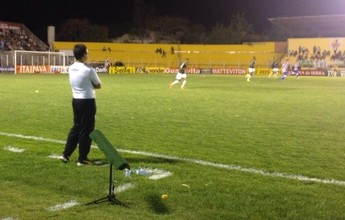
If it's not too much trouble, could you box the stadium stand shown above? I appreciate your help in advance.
[268,15,345,70]
[0,21,48,51]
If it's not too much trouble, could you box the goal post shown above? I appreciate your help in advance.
[14,50,67,74]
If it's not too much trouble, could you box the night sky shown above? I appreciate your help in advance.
[1,0,345,41]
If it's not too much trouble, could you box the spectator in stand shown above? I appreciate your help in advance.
[331,65,338,77]
[171,46,175,54]
[0,38,4,50]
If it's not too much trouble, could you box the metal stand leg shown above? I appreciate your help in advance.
[85,164,127,207]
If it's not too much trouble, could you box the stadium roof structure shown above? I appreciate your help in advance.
[268,14,345,38]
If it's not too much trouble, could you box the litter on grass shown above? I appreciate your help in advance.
[124,168,173,180]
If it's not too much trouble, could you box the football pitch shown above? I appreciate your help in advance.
[1,73,345,219]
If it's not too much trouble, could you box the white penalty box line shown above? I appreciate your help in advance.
[1,131,345,187]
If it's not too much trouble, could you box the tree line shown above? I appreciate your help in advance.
[56,13,291,44]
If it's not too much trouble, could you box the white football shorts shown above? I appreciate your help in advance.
[248,67,255,73]
[176,72,187,80]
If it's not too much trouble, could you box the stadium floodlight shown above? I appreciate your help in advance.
[86,129,130,206]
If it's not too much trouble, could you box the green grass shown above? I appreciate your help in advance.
[1,73,345,219]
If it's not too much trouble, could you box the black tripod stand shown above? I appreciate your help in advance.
[86,163,127,206]
[86,129,130,207]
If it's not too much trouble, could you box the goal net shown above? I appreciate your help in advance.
[14,50,67,74]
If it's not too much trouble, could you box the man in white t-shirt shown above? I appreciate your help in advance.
[60,44,102,166]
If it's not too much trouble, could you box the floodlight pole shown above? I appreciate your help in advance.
[85,163,127,207]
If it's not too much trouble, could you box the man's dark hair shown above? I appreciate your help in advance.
[73,44,87,60]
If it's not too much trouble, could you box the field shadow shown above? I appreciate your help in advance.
[124,156,179,165]
[146,194,170,215]
[90,158,110,166]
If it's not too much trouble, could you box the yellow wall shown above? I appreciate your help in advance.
[53,41,282,68]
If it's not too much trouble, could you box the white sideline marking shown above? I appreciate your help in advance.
[1,131,345,187]
[46,200,80,211]
[149,172,172,180]
[4,145,25,153]
[48,154,61,159]
[121,149,345,186]
[44,183,132,212]
[0,132,65,144]
[149,169,173,180]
